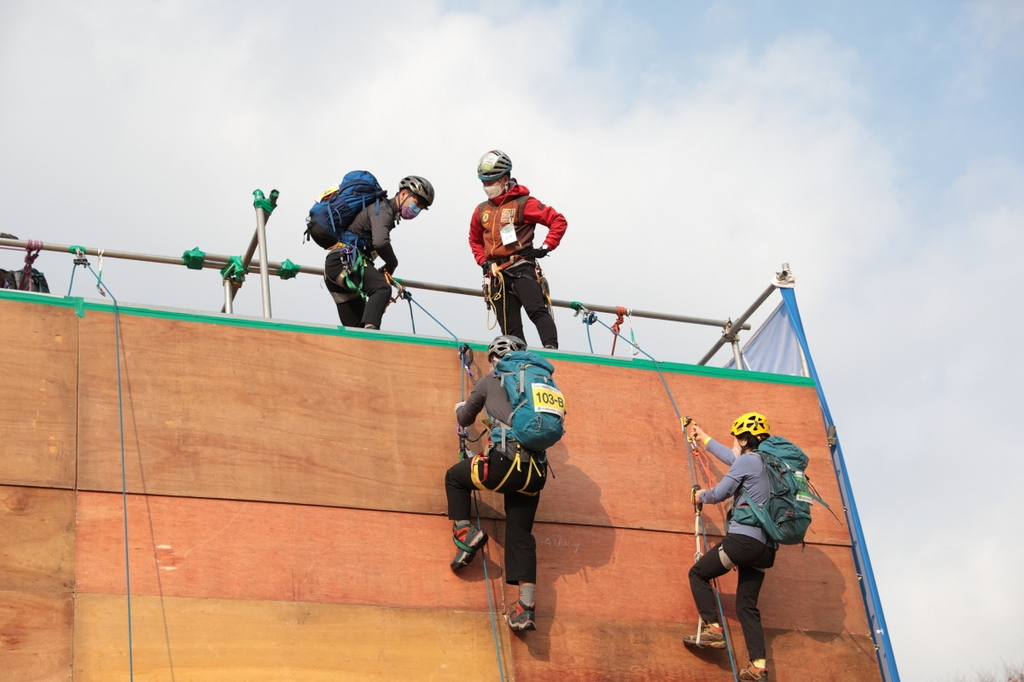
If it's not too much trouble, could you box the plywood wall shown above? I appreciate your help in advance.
[0,294,881,682]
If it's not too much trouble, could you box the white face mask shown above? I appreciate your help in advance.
[732,443,743,457]
[483,182,506,200]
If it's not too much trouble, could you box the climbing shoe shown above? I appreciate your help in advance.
[507,600,536,631]
[739,662,768,680]
[683,622,726,649]
[450,524,488,571]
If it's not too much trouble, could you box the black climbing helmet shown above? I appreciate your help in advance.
[477,150,512,181]
[399,175,434,207]
[488,334,526,360]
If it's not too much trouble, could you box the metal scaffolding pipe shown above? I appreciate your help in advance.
[252,191,276,319]
[390,277,748,330]
[0,236,749,331]
[0,237,314,277]
[697,269,787,366]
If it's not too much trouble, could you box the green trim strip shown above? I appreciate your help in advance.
[0,289,815,387]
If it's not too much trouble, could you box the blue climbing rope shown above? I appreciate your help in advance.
[572,303,741,682]
[576,308,597,353]
[391,287,506,682]
[389,280,458,342]
[72,260,135,682]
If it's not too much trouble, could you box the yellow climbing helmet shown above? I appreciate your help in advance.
[731,412,770,438]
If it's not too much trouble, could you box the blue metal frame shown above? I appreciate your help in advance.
[779,287,900,682]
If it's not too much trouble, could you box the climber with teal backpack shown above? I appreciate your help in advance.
[444,335,566,632]
[307,172,434,329]
[682,412,825,681]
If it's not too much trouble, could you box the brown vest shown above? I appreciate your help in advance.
[477,196,534,260]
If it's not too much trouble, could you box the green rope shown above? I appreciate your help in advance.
[68,244,86,254]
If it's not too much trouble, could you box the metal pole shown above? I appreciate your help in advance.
[223,280,234,314]
[255,205,272,319]
[219,232,258,313]
[0,236,750,331]
[730,339,744,369]
[697,269,789,366]
[391,277,748,330]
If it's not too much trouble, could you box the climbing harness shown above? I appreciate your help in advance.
[483,265,507,331]
[328,239,368,298]
[571,304,742,681]
[469,443,546,497]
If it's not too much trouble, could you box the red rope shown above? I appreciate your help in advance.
[692,443,717,489]
[19,240,42,290]
[609,306,627,355]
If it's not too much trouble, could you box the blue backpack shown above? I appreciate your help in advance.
[491,351,566,452]
[306,171,388,249]
[731,436,829,545]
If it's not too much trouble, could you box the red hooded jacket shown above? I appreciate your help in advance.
[468,182,567,265]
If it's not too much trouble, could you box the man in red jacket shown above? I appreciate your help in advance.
[469,150,567,348]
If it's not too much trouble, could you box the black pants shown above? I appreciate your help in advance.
[445,451,542,585]
[689,533,776,660]
[492,264,558,348]
[324,250,391,328]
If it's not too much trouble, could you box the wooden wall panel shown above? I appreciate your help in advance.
[0,486,75,593]
[74,594,506,682]
[76,313,464,513]
[0,591,74,682]
[75,491,502,613]
[73,310,847,544]
[527,520,867,635]
[539,361,849,543]
[0,299,77,488]
[508,616,882,682]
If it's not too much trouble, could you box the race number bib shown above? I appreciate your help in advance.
[531,383,566,416]
[499,223,517,245]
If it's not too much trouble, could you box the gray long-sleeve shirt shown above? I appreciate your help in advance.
[348,197,399,274]
[457,375,514,453]
[699,438,773,545]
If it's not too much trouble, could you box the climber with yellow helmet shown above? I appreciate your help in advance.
[682,412,778,681]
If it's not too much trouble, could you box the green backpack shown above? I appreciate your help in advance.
[731,436,828,545]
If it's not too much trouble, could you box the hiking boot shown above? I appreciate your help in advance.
[450,524,488,571]
[739,662,768,680]
[683,622,726,649]
[507,600,536,631]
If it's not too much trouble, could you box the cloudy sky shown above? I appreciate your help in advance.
[2,1,1022,679]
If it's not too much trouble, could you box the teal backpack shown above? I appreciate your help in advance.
[731,436,828,545]
[491,350,566,451]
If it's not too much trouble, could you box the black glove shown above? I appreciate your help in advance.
[481,262,492,275]
[521,247,548,259]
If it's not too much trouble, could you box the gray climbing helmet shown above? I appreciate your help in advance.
[487,334,526,359]
[399,175,434,207]
[477,150,512,181]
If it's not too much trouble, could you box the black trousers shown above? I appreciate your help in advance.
[492,264,558,348]
[688,533,776,660]
[445,452,541,585]
[324,251,391,328]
